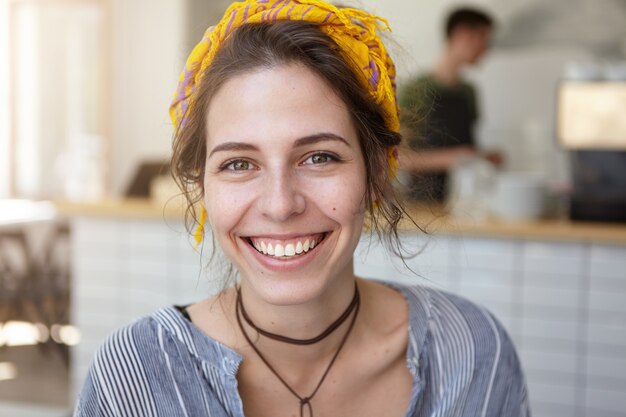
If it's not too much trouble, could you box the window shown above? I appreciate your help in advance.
[4,0,109,200]
[1,1,10,197]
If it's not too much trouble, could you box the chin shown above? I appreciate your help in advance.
[241,276,330,307]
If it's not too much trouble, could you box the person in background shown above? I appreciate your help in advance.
[399,7,502,201]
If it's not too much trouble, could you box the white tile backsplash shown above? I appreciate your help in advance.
[520,349,578,374]
[521,317,580,342]
[589,290,626,314]
[522,286,581,310]
[585,387,626,415]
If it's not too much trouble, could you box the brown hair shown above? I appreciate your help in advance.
[445,7,494,39]
[171,21,414,258]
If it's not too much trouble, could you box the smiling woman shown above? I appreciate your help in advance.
[74,1,530,417]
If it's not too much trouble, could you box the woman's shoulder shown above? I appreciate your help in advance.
[87,308,176,374]
[95,307,172,345]
[89,305,220,364]
[86,305,241,373]
[392,283,520,362]
[75,306,243,415]
[393,283,529,415]
[74,312,166,414]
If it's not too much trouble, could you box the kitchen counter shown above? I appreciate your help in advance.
[55,198,626,245]
[55,198,184,219]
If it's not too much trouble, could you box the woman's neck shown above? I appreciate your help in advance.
[235,276,360,363]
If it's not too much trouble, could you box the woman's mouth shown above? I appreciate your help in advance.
[245,233,328,259]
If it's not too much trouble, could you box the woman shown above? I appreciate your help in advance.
[75,1,529,416]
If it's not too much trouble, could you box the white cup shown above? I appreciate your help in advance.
[489,172,546,220]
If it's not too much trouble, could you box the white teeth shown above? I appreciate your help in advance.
[251,235,324,258]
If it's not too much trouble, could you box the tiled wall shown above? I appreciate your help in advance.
[70,218,216,397]
[70,217,626,417]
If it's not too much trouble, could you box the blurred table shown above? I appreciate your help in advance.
[0,200,58,324]
[0,200,57,228]
[0,200,70,359]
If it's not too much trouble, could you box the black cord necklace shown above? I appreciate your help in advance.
[238,284,359,345]
[235,285,360,417]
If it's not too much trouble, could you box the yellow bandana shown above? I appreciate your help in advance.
[170,0,400,246]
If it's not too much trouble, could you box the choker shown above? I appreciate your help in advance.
[237,284,359,345]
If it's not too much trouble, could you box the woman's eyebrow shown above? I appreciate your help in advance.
[208,142,259,158]
[208,133,351,158]
[294,133,351,148]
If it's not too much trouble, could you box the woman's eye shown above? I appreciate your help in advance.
[223,160,252,171]
[303,153,337,165]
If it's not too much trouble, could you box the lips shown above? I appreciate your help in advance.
[246,233,327,259]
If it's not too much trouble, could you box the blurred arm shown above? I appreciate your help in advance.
[398,144,477,173]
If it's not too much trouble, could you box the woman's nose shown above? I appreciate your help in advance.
[257,171,306,222]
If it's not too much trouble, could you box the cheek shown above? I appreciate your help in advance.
[203,183,254,233]
[313,171,367,218]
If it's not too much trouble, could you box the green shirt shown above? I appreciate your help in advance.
[399,74,478,149]
[398,75,479,200]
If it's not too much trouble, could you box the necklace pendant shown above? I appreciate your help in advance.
[300,398,313,417]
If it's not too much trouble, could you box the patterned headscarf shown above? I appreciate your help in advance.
[169,0,400,245]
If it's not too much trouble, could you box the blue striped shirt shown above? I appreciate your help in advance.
[74,283,531,416]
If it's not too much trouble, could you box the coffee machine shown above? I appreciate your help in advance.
[557,81,626,222]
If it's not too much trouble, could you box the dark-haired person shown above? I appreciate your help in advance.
[74,2,529,416]
[399,7,502,202]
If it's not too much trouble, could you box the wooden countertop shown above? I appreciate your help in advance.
[55,198,626,245]
[56,198,185,220]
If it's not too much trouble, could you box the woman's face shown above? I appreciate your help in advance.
[203,63,367,306]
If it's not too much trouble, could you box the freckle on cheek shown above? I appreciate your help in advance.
[332,207,336,211]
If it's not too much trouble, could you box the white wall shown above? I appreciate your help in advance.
[0,1,9,198]
[471,47,590,177]
[109,0,186,195]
